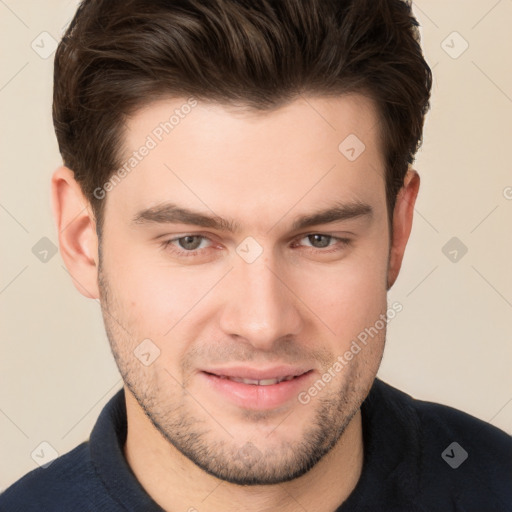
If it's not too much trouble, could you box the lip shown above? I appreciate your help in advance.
[199,366,315,411]
[201,365,312,381]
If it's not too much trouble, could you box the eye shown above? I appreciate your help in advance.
[174,235,207,251]
[162,235,212,257]
[160,233,352,259]
[295,234,351,253]
[301,234,335,249]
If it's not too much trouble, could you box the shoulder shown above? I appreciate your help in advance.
[0,441,117,512]
[374,378,512,511]
[399,383,512,465]
[373,378,511,452]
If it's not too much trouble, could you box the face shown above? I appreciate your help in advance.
[97,94,390,485]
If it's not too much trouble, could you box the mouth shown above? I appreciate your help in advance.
[199,367,315,410]
[203,372,306,386]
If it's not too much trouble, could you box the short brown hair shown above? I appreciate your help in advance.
[53,0,432,233]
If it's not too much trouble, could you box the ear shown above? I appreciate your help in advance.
[387,169,420,289]
[51,166,100,299]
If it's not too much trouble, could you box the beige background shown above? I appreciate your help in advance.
[1,0,511,490]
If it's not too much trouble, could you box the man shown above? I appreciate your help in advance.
[1,0,510,510]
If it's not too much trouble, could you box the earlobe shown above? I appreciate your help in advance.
[51,166,100,299]
[387,169,420,289]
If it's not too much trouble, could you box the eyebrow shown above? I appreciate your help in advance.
[131,200,373,233]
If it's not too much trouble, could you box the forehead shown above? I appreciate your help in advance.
[105,94,386,233]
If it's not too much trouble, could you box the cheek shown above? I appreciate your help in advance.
[117,271,193,337]
[100,238,182,335]
[293,239,389,338]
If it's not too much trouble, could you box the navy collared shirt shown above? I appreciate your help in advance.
[1,378,511,511]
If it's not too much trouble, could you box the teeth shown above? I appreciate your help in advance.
[258,378,280,386]
[232,377,261,385]
[226,375,296,386]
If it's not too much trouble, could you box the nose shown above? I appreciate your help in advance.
[218,253,303,351]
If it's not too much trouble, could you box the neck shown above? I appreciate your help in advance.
[123,388,364,512]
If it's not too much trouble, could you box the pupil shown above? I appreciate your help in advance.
[181,236,201,250]
[309,234,330,248]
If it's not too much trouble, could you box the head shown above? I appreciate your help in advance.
[52,0,431,486]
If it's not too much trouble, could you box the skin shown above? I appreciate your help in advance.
[52,94,419,511]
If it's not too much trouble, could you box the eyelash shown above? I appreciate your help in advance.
[160,234,352,258]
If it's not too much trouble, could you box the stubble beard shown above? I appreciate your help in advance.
[97,256,381,485]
